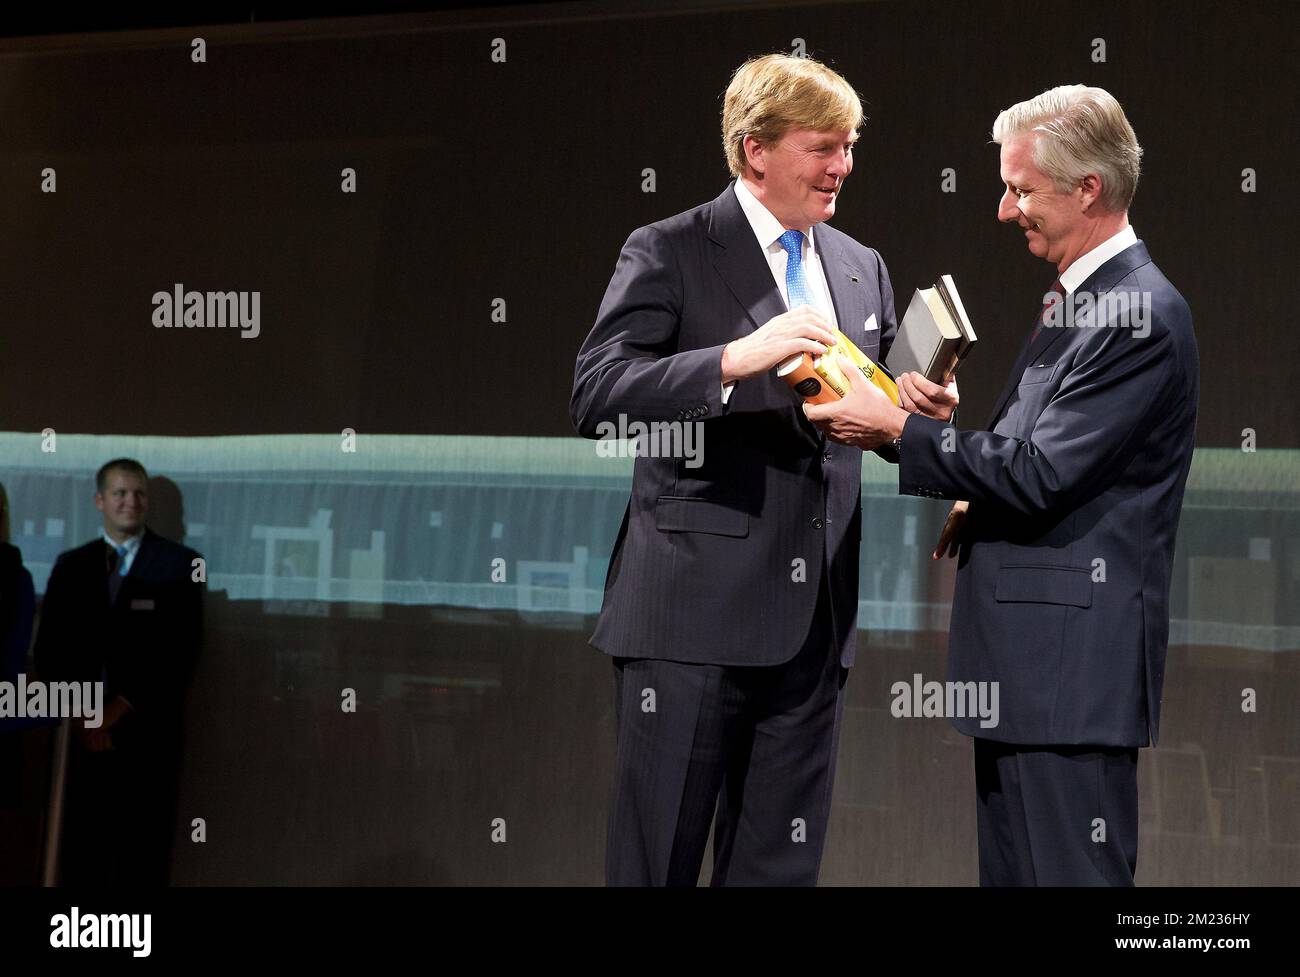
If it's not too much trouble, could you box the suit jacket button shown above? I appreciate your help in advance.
[812,517,824,530]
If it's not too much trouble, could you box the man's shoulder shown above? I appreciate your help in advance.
[815,219,885,268]
[1068,244,1196,381]
[1107,245,1193,334]
[58,538,107,563]
[637,186,731,239]
[624,187,886,280]
[42,539,102,585]
[142,530,202,566]
[1131,253,1186,305]
[642,192,877,245]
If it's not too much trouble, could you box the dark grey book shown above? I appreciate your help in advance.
[886,274,977,383]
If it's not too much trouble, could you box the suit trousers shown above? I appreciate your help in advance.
[605,571,848,886]
[973,737,1139,886]
[60,720,185,886]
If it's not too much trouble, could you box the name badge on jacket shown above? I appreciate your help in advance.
[130,598,156,611]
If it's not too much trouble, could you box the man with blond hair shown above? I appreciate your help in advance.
[808,85,1199,885]
[571,53,952,885]
[34,458,204,884]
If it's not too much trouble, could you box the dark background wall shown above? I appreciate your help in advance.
[0,0,1295,444]
[0,0,1297,886]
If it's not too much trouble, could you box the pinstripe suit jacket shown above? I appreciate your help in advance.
[571,181,897,668]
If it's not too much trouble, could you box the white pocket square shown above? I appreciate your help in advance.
[864,314,879,331]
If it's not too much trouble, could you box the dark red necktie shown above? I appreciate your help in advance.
[1029,278,1064,345]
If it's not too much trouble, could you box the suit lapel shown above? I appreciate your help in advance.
[129,529,160,580]
[818,231,867,339]
[709,182,823,444]
[983,304,1082,431]
[708,182,788,338]
[709,181,868,338]
[1074,240,1152,301]
[985,242,1154,429]
[111,529,160,605]
[707,182,873,447]
[809,233,865,449]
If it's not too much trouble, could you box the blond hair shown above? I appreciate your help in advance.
[722,54,863,178]
[992,85,1142,212]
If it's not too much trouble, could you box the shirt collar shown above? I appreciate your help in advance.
[1059,225,1138,294]
[733,177,818,255]
[102,529,144,555]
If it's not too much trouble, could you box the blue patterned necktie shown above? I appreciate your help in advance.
[779,229,813,310]
[115,544,128,576]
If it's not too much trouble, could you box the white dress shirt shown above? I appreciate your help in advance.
[1059,224,1137,295]
[101,528,144,576]
[722,178,841,403]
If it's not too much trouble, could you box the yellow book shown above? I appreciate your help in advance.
[778,328,900,406]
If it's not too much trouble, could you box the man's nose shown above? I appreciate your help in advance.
[997,190,1020,223]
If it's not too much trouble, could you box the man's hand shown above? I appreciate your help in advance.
[933,500,969,559]
[721,305,836,382]
[899,371,959,421]
[78,721,114,753]
[75,696,134,753]
[104,695,133,729]
[803,358,910,449]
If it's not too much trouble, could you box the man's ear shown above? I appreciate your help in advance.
[743,135,765,176]
[1079,172,1103,212]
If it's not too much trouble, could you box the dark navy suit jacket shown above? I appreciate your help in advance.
[571,181,898,668]
[899,241,1198,746]
[1,541,35,690]
[34,528,204,736]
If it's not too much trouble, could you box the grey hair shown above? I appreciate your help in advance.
[992,85,1142,212]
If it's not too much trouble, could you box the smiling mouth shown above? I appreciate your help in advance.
[814,185,836,194]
